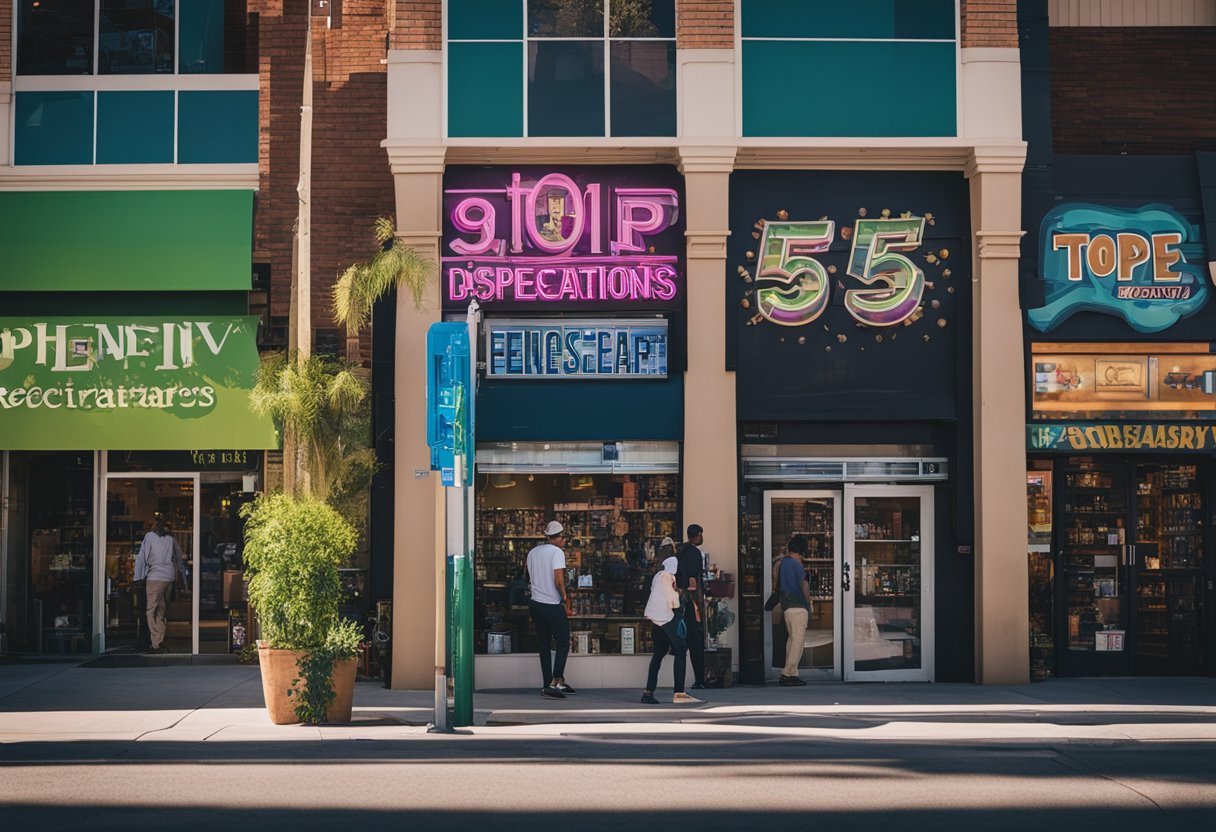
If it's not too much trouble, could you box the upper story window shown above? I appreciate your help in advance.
[741,0,958,138]
[17,0,252,76]
[448,0,676,138]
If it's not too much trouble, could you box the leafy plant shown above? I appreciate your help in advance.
[288,619,364,724]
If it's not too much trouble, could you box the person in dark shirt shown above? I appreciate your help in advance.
[675,523,707,690]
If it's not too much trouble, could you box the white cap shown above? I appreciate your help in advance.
[544,520,565,537]
[660,536,676,550]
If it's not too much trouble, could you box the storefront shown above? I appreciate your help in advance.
[440,165,691,688]
[727,170,977,685]
[1022,156,1216,678]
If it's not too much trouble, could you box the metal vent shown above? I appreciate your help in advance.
[743,457,948,483]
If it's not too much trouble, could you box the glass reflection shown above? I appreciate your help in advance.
[100,0,175,74]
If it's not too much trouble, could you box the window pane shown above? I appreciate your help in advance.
[528,41,604,136]
[610,0,675,38]
[178,90,259,162]
[610,41,674,137]
[14,91,94,165]
[450,0,523,39]
[180,0,253,74]
[528,0,604,37]
[100,0,175,75]
[742,0,956,40]
[17,0,94,75]
[97,91,175,163]
[449,42,525,137]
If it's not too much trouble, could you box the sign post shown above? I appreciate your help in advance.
[425,303,479,730]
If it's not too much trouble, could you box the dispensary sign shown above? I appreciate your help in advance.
[1028,422,1216,452]
[486,319,668,379]
[1027,203,1210,333]
[0,316,277,450]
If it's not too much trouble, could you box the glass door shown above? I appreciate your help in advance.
[762,491,841,681]
[199,480,254,654]
[102,475,198,653]
[843,485,934,682]
[1056,466,1132,676]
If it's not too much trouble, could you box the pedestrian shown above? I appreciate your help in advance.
[774,534,812,685]
[134,519,186,654]
[675,524,708,689]
[527,520,576,699]
[641,548,701,705]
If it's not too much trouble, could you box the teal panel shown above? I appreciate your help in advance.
[178,90,258,163]
[0,190,253,292]
[742,0,956,40]
[743,40,957,137]
[179,0,227,73]
[97,91,174,164]
[448,42,523,137]
[14,91,93,165]
[449,0,522,39]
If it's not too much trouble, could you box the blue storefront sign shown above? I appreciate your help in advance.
[486,319,668,379]
[1027,203,1209,334]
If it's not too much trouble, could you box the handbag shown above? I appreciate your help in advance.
[764,590,780,611]
[675,614,688,640]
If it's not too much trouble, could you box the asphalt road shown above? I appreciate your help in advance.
[3,730,1215,832]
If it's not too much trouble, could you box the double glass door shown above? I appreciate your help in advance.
[1057,462,1206,675]
[763,485,935,682]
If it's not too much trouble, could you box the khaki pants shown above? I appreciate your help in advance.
[782,606,809,677]
[146,580,173,649]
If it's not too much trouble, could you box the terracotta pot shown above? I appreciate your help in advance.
[257,644,359,725]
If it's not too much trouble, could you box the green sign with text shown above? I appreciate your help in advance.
[1028,422,1216,453]
[0,316,277,450]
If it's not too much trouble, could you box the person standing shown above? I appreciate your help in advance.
[134,520,186,654]
[641,553,702,705]
[675,524,707,690]
[775,534,813,685]
[527,521,576,699]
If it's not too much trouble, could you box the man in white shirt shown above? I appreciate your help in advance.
[134,520,187,654]
[527,520,575,699]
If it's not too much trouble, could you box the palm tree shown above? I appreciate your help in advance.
[332,217,434,363]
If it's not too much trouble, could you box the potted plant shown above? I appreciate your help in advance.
[242,492,363,724]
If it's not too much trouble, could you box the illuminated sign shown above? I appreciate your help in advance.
[486,319,668,379]
[1028,422,1216,452]
[443,168,684,309]
[755,217,928,327]
[1027,203,1210,333]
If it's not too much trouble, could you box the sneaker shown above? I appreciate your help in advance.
[673,692,704,705]
[779,675,807,686]
[640,692,659,705]
[554,682,577,695]
[691,682,707,690]
[541,686,566,700]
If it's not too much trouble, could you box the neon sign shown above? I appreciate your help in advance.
[486,320,668,379]
[443,168,683,308]
[755,217,928,327]
[1027,203,1210,333]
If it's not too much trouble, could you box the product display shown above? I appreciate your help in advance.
[765,497,837,674]
[851,496,923,671]
[474,474,679,655]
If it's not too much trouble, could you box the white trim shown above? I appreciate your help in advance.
[1049,0,1216,26]
[0,452,9,633]
[95,451,106,654]
[603,1,611,137]
[0,163,259,190]
[742,37,956,43]
[13,75,260,92]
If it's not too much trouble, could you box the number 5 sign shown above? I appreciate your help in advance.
[756,217,928,328]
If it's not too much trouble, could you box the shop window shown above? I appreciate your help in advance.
[180,0,251,74]
[177,90,259,163]
[99,0,176,74]
[740,0,957,137]
[96,91,175,163]
[475,473,680,656]
[13,91,95,165]
[15,0,95,75]
[447,0,676,138]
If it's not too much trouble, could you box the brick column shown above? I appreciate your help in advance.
[0,0,11,166]
[961,0,1019,48]
[391,0,441,49]
[676,0,735,49]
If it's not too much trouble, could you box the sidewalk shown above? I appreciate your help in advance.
[3,659,1216,745]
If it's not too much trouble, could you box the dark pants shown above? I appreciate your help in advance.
[684,600,705,685]
[646,618,687,694]
[529,601,570,687]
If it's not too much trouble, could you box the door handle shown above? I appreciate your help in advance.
[841,562,851,592]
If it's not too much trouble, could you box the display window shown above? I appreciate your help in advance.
[475,472,680,656]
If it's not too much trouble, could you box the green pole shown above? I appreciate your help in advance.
[451,546,474,726]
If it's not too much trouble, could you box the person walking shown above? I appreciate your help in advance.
[641,550,701,705]
[675,524,707,689]
[527,520,576,699]
[134,520,186,654]
[775,534,813,685]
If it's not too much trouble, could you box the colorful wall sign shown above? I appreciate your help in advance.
[1027,203,1210,333]
[442,167,685,310]
[0,316,277,450]
[486,320,668,379]
[1028,422,1216,452]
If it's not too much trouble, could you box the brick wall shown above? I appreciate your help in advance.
[676,0,733,48]
[1,0,11,77]
[1051,27,1216,154]
[961,0,1018,48]
[251,0,395,351]
[391,0,440,49]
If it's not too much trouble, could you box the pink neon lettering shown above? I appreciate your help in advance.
[652,266,678,300]
[613,189,678,255]
[536,268,559,300]
[448,268,471,301]
[515,268,536,301]
[525,173,584,255]
[449,198,503,256]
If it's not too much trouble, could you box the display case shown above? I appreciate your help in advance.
[848,495,924,673]
[1027,468,1055,679]
[1060,468,1128,654]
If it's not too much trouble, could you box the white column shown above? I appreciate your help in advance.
[0,82,10,165]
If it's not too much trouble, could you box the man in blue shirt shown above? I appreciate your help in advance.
[776,535,812,685]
